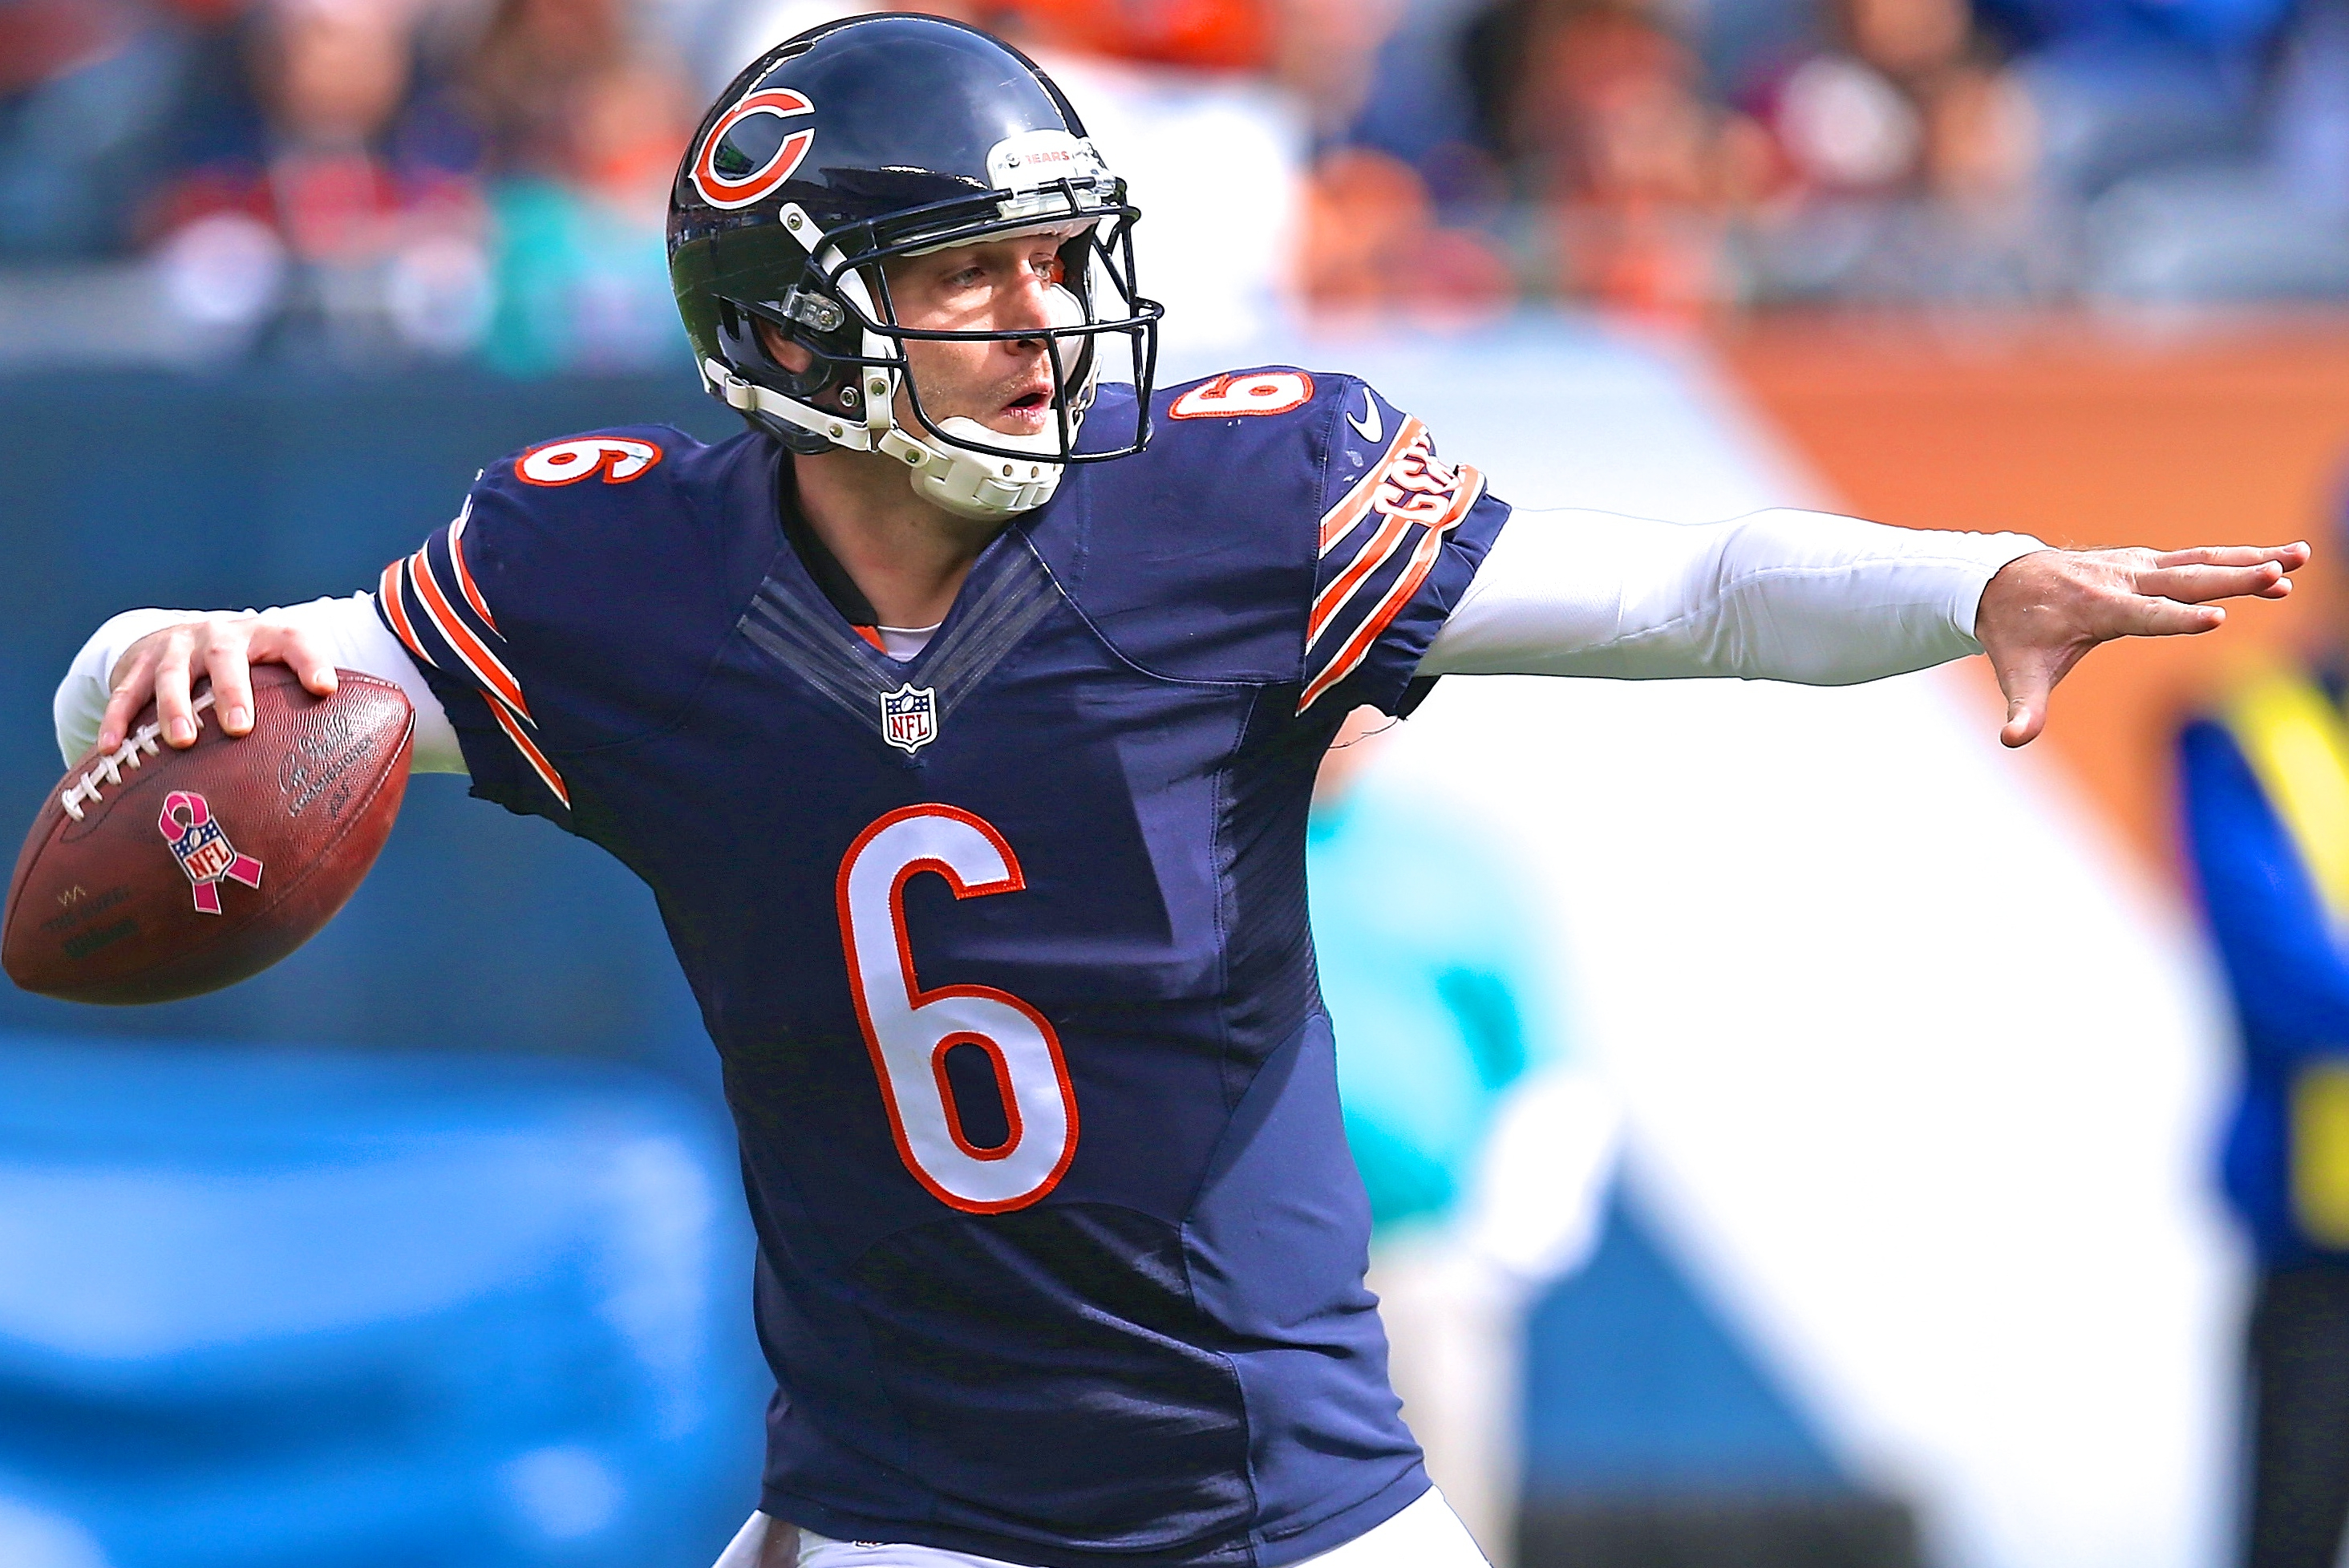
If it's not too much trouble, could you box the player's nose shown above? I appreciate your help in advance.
[1002,272,1055,347]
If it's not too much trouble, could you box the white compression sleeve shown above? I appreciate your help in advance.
[1419,507,2045,683]
[53,595,466,775]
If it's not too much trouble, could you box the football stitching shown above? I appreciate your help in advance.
[59,691,213,822]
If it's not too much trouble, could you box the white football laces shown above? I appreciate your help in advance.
[59,691,215,822]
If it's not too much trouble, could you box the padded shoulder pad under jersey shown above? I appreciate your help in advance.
[1035,369,1506,711]
[376,423,779,820]
[1033,370,1355,685]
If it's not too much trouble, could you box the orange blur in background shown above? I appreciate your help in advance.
[1719,314,2349,875]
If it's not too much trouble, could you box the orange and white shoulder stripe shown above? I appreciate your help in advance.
[480,700,569,810]
[375,512,570,808]
[447,505,500,634]
[1299,423,1485,714]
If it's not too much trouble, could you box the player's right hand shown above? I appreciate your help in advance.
[101,617,339,752]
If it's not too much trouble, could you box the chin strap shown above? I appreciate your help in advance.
[703,359,1063,521]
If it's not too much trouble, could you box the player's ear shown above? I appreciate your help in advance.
[755,318,816,375]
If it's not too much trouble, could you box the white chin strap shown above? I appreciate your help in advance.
[704,205,1096,522]
[897,417,1067,521]
[706,359,1067,521]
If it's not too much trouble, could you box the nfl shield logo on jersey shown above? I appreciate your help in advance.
[880,683,938,755]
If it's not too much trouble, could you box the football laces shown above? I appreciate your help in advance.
[59,691,216,823]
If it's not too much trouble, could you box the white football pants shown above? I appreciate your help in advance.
[711,1486,1489,1568]
[1363,1238,1526,1568]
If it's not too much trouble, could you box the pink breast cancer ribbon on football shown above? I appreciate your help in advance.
[157,791,264,914]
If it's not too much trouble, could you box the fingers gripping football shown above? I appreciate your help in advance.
[1976,541,2306,748]
[101,618,341,752]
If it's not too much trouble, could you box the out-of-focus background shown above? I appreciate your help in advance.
[3,2,2349,1566]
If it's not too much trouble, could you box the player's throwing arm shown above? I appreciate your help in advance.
[63,532,2309,770]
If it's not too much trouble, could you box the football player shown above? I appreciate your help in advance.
[55,16,2305,1568]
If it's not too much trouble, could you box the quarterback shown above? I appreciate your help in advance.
[57,16,2302,1568]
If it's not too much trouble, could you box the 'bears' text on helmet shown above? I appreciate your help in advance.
[667,15,1164,521]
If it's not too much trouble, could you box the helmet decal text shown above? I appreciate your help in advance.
[986,130,1107,194]
[691,87,816,210]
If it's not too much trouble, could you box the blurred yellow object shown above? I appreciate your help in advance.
[2293,1066,2349,1248]
[2223,667,2349,1246]
[2226,668,2349,925]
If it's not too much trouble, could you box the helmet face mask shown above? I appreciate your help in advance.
[820,200,1155,464]
[668,15,1164,519]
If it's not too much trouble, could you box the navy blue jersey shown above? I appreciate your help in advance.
[375,369,1510,1567]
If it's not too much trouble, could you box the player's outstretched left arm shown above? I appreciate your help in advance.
[1977,542,2309,748]
[1418,510,2307,746]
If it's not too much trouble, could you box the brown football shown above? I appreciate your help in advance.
[2,665,414,1005]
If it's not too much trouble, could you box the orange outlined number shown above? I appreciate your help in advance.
[1168,371,1314,419]
[516,437,664,486]
[836,804,1079,1213]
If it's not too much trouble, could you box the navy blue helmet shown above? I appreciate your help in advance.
[667,15,1163,519]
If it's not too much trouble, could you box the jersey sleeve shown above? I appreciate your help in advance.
[377,492,577,822]
[373,424,753,829]
[1298,379,1511,717]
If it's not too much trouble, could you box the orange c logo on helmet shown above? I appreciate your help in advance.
[691,87,816,210]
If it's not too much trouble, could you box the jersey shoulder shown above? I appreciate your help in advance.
[465,422,762,559]
[379,422,780,779]
[1043,368,1419,685]
[439,420,775,632]
[1138,365,1407,519]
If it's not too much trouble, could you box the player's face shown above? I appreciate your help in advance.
[881,229,1081,440]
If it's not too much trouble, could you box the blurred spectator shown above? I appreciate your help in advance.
[11,0,2346,371]
[465,0,691,373]
[1735,0,2048,300]
[142,0,491,359]
[1010,0,1273,71]
[1287,0,1527,323]
[1006,0,1395,139]
[1466,0,1764,318]
[2178,529,2349,1568]
[1342,0,1501,211]
[1985,0,2286,202]
[2271,0,2349,220]
[0,0,228,260]
[1020,0,1505,327]
[467,0,637,174]
[1299,147,1516,323]
[1310,708,1618,1568]
[2071,0,2349,302]
[1756,0,2036,203]
[122,0,699,371]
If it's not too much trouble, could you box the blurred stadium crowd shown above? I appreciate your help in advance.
[4,0,2347,372]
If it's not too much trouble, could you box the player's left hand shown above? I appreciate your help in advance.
[1977,541,2310,748]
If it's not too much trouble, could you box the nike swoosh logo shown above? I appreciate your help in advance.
[1345,387,1382,444]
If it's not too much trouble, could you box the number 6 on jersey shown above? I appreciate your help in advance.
[837,804,1079,1213]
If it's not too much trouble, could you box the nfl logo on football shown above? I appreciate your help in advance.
[881,683,938,756]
